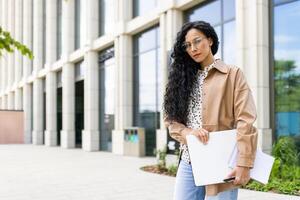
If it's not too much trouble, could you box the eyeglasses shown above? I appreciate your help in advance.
[182,37,206,52]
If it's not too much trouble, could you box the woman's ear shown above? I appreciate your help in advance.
[208,38,213,47]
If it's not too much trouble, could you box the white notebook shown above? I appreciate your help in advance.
[186,129,275,186]
[186,129,237,186]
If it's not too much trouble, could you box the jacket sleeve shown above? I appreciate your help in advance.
[164,117,189,145]
[234,69,258,168]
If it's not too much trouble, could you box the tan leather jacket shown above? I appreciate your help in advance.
[164,60,258,196]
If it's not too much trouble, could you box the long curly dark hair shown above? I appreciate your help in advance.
[163,21,219,124]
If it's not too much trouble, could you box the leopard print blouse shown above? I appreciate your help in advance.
[180,60,218,164]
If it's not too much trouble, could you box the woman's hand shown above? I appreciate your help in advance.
[189,128,209,144]
[226,166,250,185]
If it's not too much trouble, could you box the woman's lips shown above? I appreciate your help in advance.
[193,53,201,58]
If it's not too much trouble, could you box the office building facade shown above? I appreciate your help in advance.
[0,0,299,155]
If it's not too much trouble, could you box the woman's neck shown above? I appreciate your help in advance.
[200,55,215,70]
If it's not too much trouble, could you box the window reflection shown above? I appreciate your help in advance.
[185,0,221,26]
[223,0,235,21]
[273,0,300,137]
[133,26,160,155]
[133,0,157,18]
[99,0,115,36]
[223,21,236,65]
[99,48,115,152]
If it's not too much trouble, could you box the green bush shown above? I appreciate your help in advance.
[272,136,299,166]
[245,136,300,196]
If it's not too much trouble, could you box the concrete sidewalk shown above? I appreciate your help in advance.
[0,145,299,200]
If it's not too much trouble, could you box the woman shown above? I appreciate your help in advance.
[163,21,258,200]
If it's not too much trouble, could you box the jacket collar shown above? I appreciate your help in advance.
[213,59,229,74]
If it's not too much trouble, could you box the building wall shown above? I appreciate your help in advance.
[0,0,274,154]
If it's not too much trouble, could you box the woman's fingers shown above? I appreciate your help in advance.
[197,129,209,144]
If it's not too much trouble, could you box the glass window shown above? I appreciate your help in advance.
[75,60,84,81]
[99,0,115,36]
[57,0,62,59]
[223,0,235,22]
[223,21,236,65]
[185,0,236,64]
[99,47,115,151]
[75,0,81,49]
[133,0,157,18]
[133,26,160,156]
[185,0,221,26]
[273,0,300,137]
[57,70,62,88]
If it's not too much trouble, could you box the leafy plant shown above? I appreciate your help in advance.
[0,26,33,59]
[153,146,167,169]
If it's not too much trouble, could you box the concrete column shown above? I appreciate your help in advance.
[1,0,8,91]
[2,95,8,109]
[45,0,58,146]
[32,0,45,145]
[60,0,75,148]
[23,0,33,77]
[112,35,133,155]
[111,0,133,155]
[15,88,23,110]
[45,0,57,64]
[62,0,75,57]
[7,92,15,110]
[14,0,23,111]
[33,0,44,73]
[14,0,23,84]
[82,0,100,151]
[82,51,99,151]
[156,9,183,152]
[32,79,44,144]
[45,72,57,146]
[61,63,75,148]
[22,0,33,143]
[23,84,32,143]
[236,0,272,153]
[7,0,15,88]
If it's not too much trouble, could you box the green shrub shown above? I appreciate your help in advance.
[272,136,298,166]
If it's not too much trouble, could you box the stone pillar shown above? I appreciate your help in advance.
[156,9,183,153]
[60,0,75,148]
[32,79,44,144]
[82,51,99,151]
[45,72,57,146]
[14,0,23,84]
[7,0,15,87]
[7,93,15,110]
[15,88,23,110]
[2,95,8,110]
[44,0,58,146]
[14,0,23,110]
[1,0,8,95]
[236,0,272,153]
[81,0,99,151]
[23,84,32,143]
[61,63,75,148]
[32,0,45,145]
[112,35,134,155]
[111,0,133,155]
[23,0,33,77]
[23,0,33,143]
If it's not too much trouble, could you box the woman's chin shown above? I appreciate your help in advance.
[193,57,204,63]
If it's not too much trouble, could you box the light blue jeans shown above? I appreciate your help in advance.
[173,160,238,200]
